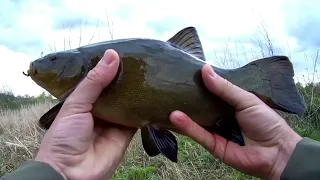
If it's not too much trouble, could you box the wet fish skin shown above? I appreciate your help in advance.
[26,27,306,163]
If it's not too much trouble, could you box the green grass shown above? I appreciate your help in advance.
[0,18,319,179]
[0,55,319,179]
[111,166,158,180]
[0,88,55,112]
[111,131,259,180]
[0,99,258,179]
[0,83,319,179]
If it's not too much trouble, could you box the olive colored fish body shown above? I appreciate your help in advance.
[77,39,231,129]
[27,27,306,162]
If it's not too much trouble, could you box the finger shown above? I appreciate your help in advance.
[169,110,228,159]
[201,64,263,111]
[65,49,120,110]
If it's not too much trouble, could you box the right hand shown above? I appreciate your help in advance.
[169,64,302,179]
[35,49,136,180]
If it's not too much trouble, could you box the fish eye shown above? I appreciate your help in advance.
[50,56,57,61]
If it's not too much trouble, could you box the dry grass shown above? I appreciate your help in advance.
[1,16,318,180]
[0,101,52,175]
[0,101,257,179]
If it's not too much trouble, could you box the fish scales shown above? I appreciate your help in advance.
[25,27,306,162]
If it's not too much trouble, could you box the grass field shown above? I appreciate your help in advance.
[0,81,319,179]
[1,20,319,179]
[0,100,257,179]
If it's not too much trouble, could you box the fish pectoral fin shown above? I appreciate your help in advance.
[167,26,206,61]
[38,63,86,130]
[141,126,161,157]
[38,99,65,130]
[205,117,245,146]
[141,124,178,162]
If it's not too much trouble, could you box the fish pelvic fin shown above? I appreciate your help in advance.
[205,116,245,146]
[233,56,307,114]
[141,124,178,162]
[38,99,65,130]
[167,26,206,61]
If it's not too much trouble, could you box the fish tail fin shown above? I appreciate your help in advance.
[206,56,306,146]
[230,56,306,114]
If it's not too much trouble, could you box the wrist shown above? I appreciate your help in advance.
[270,131,302,179]
[35,153,67,180]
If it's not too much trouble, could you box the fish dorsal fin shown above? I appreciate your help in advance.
[167,26,206,61]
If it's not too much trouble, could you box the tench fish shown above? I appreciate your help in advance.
[24,26,306,163]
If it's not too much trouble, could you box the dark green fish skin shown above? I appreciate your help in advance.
[26,27,306,162]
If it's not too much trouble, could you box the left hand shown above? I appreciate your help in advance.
[35,49,137,180]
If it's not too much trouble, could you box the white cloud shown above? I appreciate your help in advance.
[0,0,318,96]
[0,45,44,96]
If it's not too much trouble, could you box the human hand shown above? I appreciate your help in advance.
[169,64,302,179]
[35,49,137,180]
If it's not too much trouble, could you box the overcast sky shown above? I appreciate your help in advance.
[0,0,319,96]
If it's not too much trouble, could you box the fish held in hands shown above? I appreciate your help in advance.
[25,26,306,163]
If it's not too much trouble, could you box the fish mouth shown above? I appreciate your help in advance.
[23,62,37,77]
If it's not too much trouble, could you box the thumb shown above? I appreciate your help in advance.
[201,64,263,111]
[64,49,120,112]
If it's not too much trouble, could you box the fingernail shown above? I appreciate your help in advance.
[104,50,115,65]
[207,65,216,78]
[171,111,184,126]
